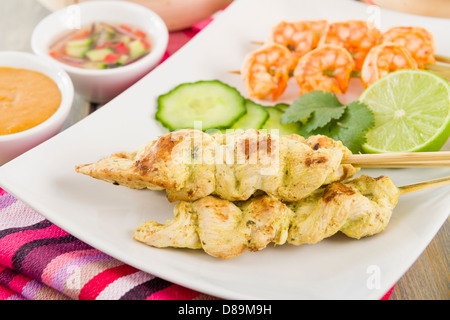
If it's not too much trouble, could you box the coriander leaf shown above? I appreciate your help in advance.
[326,101,374,153]
[300,101,374,153]
[281,91,346,132]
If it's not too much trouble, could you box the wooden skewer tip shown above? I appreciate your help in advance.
[398,176,450,195]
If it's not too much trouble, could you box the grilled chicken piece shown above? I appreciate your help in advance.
[287,175,399,244]
[133,175,399,259]
[76,129,358,202]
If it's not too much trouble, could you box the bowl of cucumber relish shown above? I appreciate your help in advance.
[31,1,168,103]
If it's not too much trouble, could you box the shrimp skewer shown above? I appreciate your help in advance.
[266,20,329,68]
[293,44,355,95]
[237,21,449,96]
[241,43,293,101]
[360,43,418,88]
[319,20,382,70]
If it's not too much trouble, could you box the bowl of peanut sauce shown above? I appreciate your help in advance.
[0,51,74,165]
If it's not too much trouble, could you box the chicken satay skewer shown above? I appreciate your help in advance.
[133,175,450,259]
[75,129,359,202]
[75,128,449,208]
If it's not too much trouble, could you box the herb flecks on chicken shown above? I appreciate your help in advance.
[75,129,358,202]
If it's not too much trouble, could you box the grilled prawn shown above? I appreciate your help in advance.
[360,43,418,88]
[241,43,294,101]
[293,44,355,94]
[318,20,382,70]
[381,26,435,69]
[266,20,329,67]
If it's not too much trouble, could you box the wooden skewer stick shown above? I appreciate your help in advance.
[352,161,450,168]
[346,151,450,162]
[435,54,450,64]
[343,151,450,167]
[230,66,445,82]
[251,41,265,45]
[398,176,450,195]
[229,69,363,79]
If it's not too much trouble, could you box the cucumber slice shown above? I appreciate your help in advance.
[274,103,289,112]
[86,48,114,62]
[156,80,246,131]
[128,40,146,59]
[83,61,108,69]
[65,46,89,58]
[116,54,130,66]
[66,38,93,49]
[262,106,302,135]
[65,38,93,58]
[230,100,269,130]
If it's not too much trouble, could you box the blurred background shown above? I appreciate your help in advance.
[35,0,450,20]
[361,0,450,18]
[36,0,234,31]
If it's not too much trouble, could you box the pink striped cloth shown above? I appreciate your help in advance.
[0,188,214,300]
[0,12,394,300]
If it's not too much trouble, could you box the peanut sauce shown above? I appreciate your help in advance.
[0,67,61,135]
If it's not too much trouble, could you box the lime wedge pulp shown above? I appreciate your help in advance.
[359,69,450,153]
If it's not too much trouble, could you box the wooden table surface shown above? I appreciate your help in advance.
[1,0,448,300]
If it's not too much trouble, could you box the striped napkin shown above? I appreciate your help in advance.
[0,187,217,300]
[0,12,394,301]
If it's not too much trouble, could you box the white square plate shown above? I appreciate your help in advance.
[1,0,449,299]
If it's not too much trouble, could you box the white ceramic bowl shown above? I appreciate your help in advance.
[0,51,74,166]
[31,1,169,103]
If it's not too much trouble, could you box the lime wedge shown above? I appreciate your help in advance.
[359,69,450,153]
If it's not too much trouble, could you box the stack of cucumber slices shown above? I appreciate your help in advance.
[155,80,301,135]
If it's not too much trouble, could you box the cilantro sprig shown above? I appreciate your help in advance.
[281,91,374,153]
